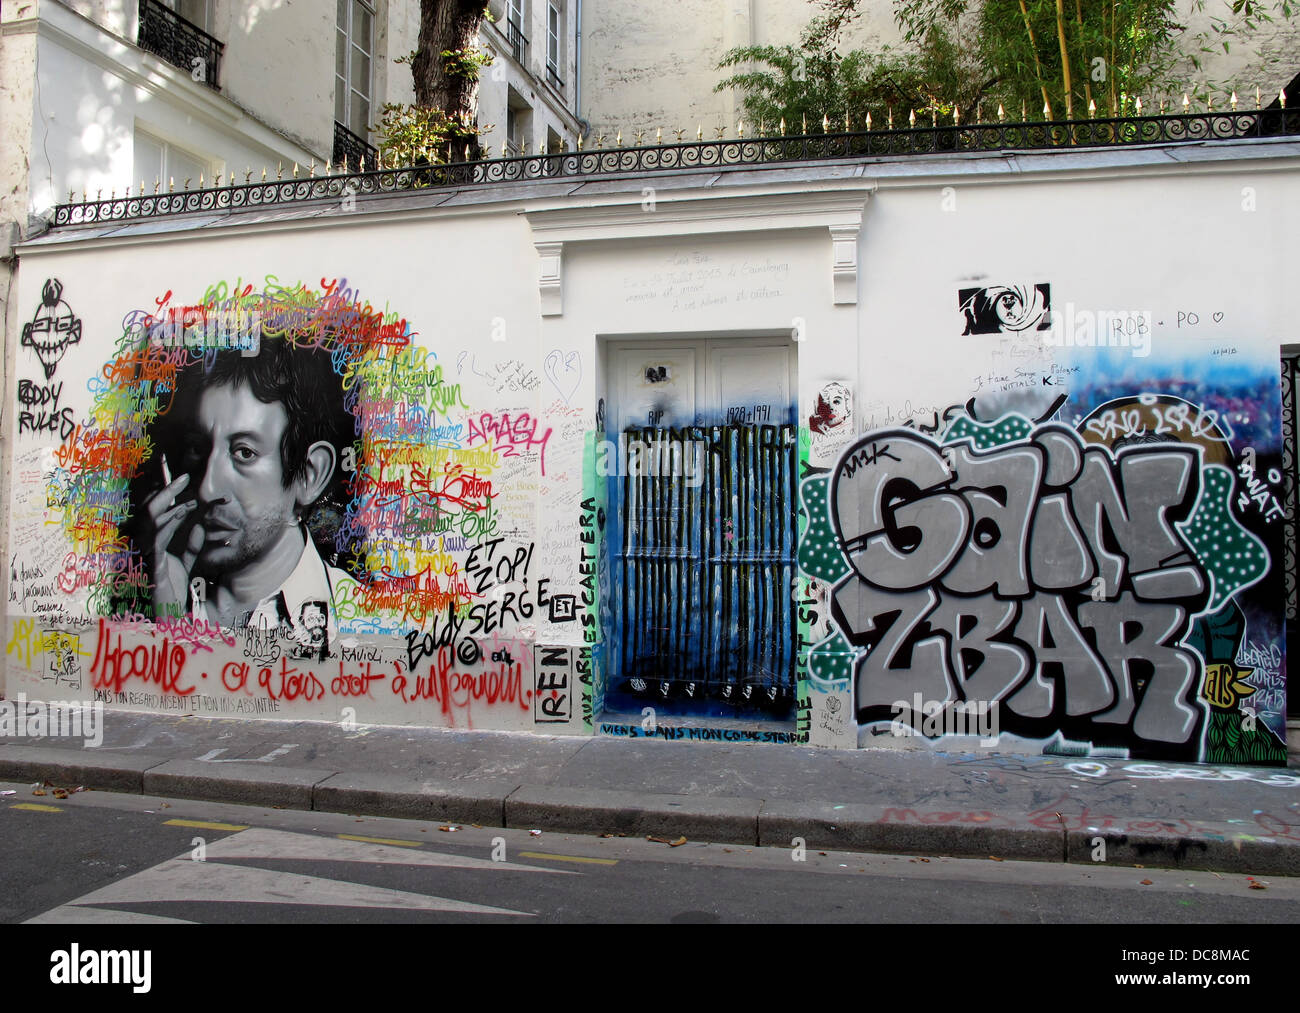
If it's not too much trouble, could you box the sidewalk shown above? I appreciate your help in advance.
[2,710,1299,876]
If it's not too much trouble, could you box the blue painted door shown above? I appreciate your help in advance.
[605,340,798,716]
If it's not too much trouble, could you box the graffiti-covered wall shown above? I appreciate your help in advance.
[5,210,603,734]
[5,150,1296,764]
[796,166,1297,766]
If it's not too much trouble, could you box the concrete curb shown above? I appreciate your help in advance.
[758,800,1064,862]
[1066,827,1300,877]
[504,785,762,843]
[2,744,1299,876]
[141,760,336,809]
[312,772,516,826]
[0,744,164,793]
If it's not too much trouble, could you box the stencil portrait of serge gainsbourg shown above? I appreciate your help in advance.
[133,335,358,645]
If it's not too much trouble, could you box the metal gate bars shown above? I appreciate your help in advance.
[613,423,798,711]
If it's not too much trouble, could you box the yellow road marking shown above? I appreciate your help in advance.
[518,851,617,866]
[163,818,248,832]
[12,803,62,812]
[337,834,423,848]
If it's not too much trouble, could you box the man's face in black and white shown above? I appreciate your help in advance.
[177,381,302,578]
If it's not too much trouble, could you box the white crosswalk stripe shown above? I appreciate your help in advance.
[28,827,573,923]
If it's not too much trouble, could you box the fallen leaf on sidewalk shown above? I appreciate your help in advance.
[52,789,68,800]
[669,836,687,847]
[919,857,930,863]
[1248,881,1266,890]
[32,789,47,797]
[1140,879,1153,885]
[438,825,459,832]
[159,803,171,809]
[989,856,1003,862]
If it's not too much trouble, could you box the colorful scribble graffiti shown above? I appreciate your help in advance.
[799,390,1288,764]
[17,275,576,732]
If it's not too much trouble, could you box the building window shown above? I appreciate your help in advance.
[136,0,224,89]
[166,0,210,33]
[506,89,532,154]
[546,1,563,89]
[336,0,374,141]
[134,128,210,190]
[507,0,528,65]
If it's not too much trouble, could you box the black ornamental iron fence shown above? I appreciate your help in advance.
[333,121,379,174]
[52,106,1299,229]
[137,0,224,90]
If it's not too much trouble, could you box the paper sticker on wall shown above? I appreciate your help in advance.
[807,381,853,467]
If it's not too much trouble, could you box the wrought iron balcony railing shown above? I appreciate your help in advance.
[333,121,379,173]
[136,0,224,90]
[52,107,1300,229]
[546,62,564,91]
[507,17,529,64]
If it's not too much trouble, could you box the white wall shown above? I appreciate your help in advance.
[7,143,1297,758]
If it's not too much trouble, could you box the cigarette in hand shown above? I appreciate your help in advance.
[161,454,173,486]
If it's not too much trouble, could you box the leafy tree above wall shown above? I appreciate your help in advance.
[377,0,493,167]
[716,0,1299,128]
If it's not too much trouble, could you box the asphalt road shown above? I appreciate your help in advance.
[3,779,1298,926]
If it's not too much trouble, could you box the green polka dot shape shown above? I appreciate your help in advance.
[798,473,850,583]
[1178,465,1269,612]
[943,414,1033,450]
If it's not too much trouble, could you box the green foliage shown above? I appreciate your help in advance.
[375,103,485,167]
[718,0,1297,130]
[716,25,989,129]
